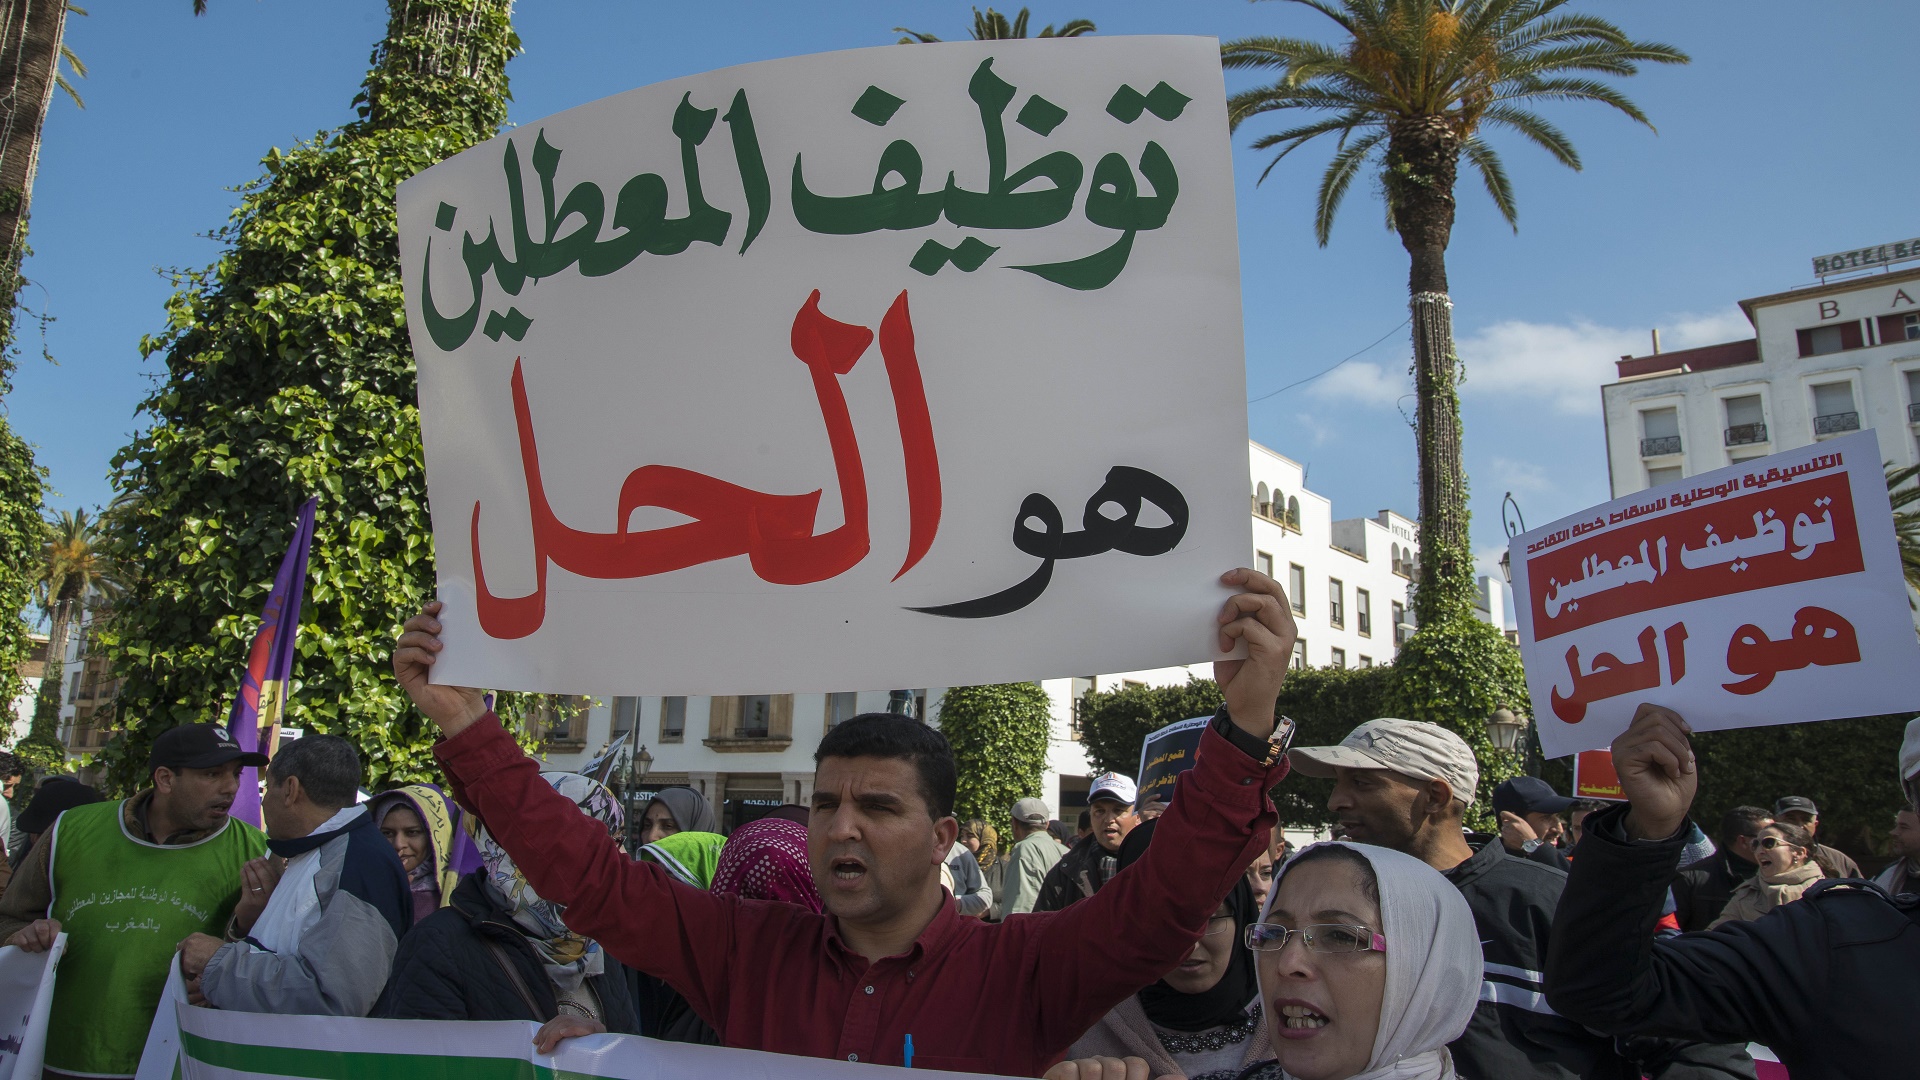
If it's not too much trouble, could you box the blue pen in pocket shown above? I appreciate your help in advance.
[904,1034,914,1069]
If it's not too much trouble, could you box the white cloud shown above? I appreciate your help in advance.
[1489,455,1551,494]
[1305,360,1410,408]
[1457,308,1752,415]
[1291,410,1339,447]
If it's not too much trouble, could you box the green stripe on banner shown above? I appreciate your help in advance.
[178,1031,611,1080]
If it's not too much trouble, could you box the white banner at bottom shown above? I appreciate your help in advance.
[176,1000,1012,1079]
[0,935,66,1080]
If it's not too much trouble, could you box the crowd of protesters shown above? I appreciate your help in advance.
[1,568,1916,1080]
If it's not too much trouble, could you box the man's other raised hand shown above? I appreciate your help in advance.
[392,600,488,737]
[1613,703,1698,841]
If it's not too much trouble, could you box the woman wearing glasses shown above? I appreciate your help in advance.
[1062,820,1270,1080]
[1048,841,1479,1080]
[1709,820,1828,929]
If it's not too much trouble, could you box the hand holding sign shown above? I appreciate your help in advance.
[1213,566,1298,740]
[1611,704,1696,842]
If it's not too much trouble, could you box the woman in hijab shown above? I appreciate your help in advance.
[1048,841,1479,1080]
[1710,820,1828,928]
[633,786,718,847]
[637,830,728,889]
[711,816,822,914]
[374,773,640,1052]
[1066,820,1268,1080]
[368,784,482,924]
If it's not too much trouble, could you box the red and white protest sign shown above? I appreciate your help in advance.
[1508,430,1920,757]
[1572,750,1624,802]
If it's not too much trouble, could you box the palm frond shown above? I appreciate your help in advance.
[1038,18,1095,37]
[1461,135,1517,229]
[1495,75,1654,127]
[1312,129,1385,244]
[1220,35,1350,74]
[1270,0,1360,36]
[894,28,942,44]
[1478,105,1578,169]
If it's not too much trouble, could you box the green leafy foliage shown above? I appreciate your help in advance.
[1076,676,1222,779]
[0,417,43,748]
[1385,614,1528,831]
[937,682,1053,832]
[94,0,522,793]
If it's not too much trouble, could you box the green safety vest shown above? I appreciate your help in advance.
[46,799,265,1077]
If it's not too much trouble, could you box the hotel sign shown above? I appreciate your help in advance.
[1812,235,1920,278]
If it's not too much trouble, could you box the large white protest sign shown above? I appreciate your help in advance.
[0,935,64,1080]
[398,37,1250,695]
[134,959,188,1080]
[1508,430,1920,757]
[173,999,1013,1079]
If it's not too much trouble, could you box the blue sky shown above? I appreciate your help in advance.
[11,0,1917,581]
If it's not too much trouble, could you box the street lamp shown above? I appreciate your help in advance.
[1486,707,1528,753]
[1499,491,1527,584]
[634,744,653,782]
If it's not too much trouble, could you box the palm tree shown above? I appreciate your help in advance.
[896,7,1094,44]
[22,508,118,757]
[1888,463,1920,606]
[1224,0,1686,624]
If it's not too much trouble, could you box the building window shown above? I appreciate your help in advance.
[1647,464,1683,487]
[1905,369,1920,425]
[612,696,640,738]
[1797,323,1863,357]
[1358,655,1373,668]
[1639,407,1681,457]
[827,692,858,729]
[1329,647,1346,669]
[1722,394,1766,447]
[739,695,772,737]
[1811,381,1859,437]
[1391,601,1408,646]
[1256,550,1273,578]
[1290,639,1307,670]
[1908,313,1920,341]
[1328,578,1344,628]
[911,690,927,721]
[540,696,589,747]
[1356,588,1372,637]
[660,696,686,742]
[1288,564,1306,616]
[1286,496,1301,529]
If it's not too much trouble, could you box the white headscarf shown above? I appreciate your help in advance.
[1258,842,1482,1080]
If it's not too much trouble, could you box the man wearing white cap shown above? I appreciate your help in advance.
[1033,772,1138,912]
[1288,718,1755,1080]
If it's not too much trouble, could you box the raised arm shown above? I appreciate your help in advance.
[1545,705,1797,1045]
[1030,567,1296,1048]
[394,603,745,1028]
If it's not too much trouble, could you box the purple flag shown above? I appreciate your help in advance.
[227,498,317,827]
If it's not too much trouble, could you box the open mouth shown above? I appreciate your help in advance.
[1278,1003,1330,1030]
[829,857,867,884]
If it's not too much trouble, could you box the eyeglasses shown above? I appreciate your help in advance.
[1244,923,1386,954]
[1756,837,1799,850]
[1203,913,1237,937]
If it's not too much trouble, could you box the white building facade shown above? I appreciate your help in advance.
[1602,264,1920,496]
[539,439,1511,832]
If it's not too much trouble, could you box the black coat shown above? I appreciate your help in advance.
[1547,805,1920,1080]
[1672,849,1758,933]
[373,871,641,1031]
[1033,834,1114,912]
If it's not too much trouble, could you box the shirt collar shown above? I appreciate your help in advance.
[822,891,958,973]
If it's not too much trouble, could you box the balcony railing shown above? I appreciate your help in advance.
[1908,402,1920,423]
[1640,435,1683,457]
[734,726,770,739]
[1724,423,1768,447]
[1813,411,1860,435]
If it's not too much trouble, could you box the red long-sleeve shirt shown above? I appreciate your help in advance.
[435,713,1283,1077]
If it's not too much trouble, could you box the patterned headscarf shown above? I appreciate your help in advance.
[974,823,999,870]
[469,772,623,990]
[370,784,484,921]
[711,818,822,914]
[639,831,728,888]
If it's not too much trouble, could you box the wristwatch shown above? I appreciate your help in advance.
[1209,706,1296,768]
[1521,838,1546,854]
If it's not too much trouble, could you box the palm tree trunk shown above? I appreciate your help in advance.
[1388,119,1474,626]
[0,0,69,289]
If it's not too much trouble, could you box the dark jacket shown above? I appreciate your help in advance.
[373,871,640,1030]
[1547,805,1920,1080]
[1443,836,1633,1080]
[1672,849,1759,933]
[1032,834,1117,912]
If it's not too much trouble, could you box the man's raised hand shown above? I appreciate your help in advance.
[392,600,488,737]
[1213,567,1299,740]
[1613,703,1697,841]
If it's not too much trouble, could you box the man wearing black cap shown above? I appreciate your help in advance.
[1494,776,1575,871]
[0,724,268,1079]
[1771,795,1861,878]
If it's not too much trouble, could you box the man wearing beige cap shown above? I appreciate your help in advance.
[1002,797,1067,916]
[1289,719,1756,1080]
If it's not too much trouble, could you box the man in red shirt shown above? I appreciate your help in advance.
[392,567,1296,1077]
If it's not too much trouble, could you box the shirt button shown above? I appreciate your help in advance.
[848,1054,859,1062]
[864,985,875,995]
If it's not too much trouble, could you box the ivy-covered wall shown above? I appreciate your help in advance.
[96,0,522,792]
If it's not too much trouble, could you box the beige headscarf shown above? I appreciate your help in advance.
[1259,843,1482,1080]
